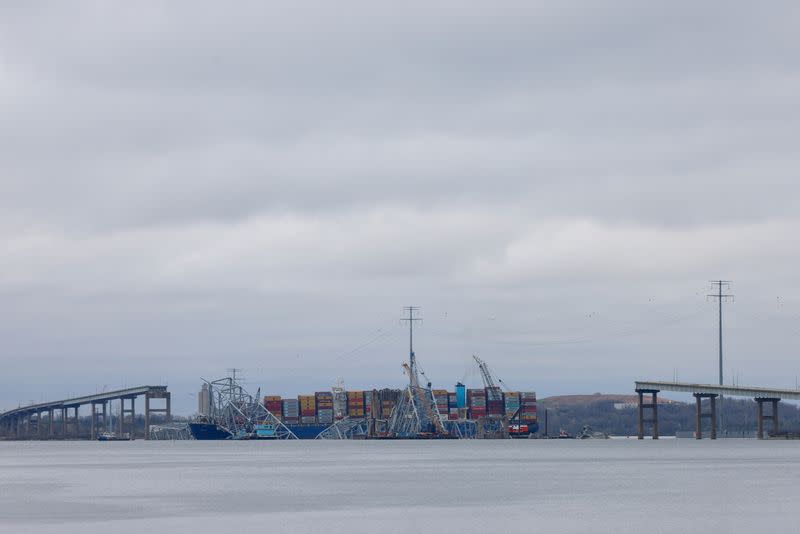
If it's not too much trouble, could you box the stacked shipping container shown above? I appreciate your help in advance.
[259,386,536,428]
[448,393,459,420]
[264,395,283,421]
[316,392,333,424]
[433,389,449,416]
[503,391,520,418]
[282,398,299,424]
[485,386,504,416]
[468,388,486,419]
[519,391,537,423]
[364,390,374,417]
[299,394,316,423]
[347,391,365,418]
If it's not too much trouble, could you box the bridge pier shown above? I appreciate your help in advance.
[756,398,780,439]
[693,393,718,439]
[636,388,660,439]
[90,402,108,440]
[70,406,79,438]
[119,397,135,438]
[144,390,170,440]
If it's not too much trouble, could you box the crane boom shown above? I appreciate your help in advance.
[473,354,498,390]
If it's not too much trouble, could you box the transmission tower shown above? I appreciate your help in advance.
[707,281,734,387]
[401,306,422,380]
[708,280,734,435]
[387,306,449,438]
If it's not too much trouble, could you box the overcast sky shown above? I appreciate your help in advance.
[1,2,799,414]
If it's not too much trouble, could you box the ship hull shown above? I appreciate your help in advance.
[188,422,232,440]
[188,422,329,440]
[188,421,539,440]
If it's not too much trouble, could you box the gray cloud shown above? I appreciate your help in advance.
[1,1,799,412]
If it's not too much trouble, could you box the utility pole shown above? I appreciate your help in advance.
[401,306,422,376]
[708,281,734,434]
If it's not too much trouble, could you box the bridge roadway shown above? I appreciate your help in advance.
[635,380,798,440]
[0,386,170,440]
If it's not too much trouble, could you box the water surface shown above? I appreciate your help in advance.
[0,439,797,533]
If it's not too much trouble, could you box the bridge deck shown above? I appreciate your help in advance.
[0,386,168,419]
[635,381,800,400]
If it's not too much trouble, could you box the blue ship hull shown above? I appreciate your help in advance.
[188,422,232,440]
[188,421,329,440]
[285,423,329,439]
[188,421,539,440]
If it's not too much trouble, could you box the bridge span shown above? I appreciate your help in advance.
[0,386,170,440]
[635,380,799,440]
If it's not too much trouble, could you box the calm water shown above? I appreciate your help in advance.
[0,439,798,533]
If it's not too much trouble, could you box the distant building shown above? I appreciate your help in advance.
[198,384,212,416]
[614,402,638,410]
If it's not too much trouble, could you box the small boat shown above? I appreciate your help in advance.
[97,431,130,441]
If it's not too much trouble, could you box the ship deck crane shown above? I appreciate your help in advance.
[472,355,515,438]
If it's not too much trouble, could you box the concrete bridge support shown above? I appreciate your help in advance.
[693,393,718,439]
[756,398,780,439]
[119,397,135,438]
[90,402,108,440]
[636,388,660,439]
[144,391,171,440]
[67,406,79,438]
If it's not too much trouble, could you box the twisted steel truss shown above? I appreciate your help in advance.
[204,375,297,440]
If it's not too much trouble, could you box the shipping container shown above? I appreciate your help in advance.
[485,386,503,401]
[469,408,486,419]
[364,391,373,415]
[316,392,334,412]
[265,400,283,417]
[299,395,316,415]
[282,399,299,415]
[317,407,334,424]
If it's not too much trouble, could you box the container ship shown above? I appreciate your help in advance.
[189,382,538,440]
[189,311,537,440]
